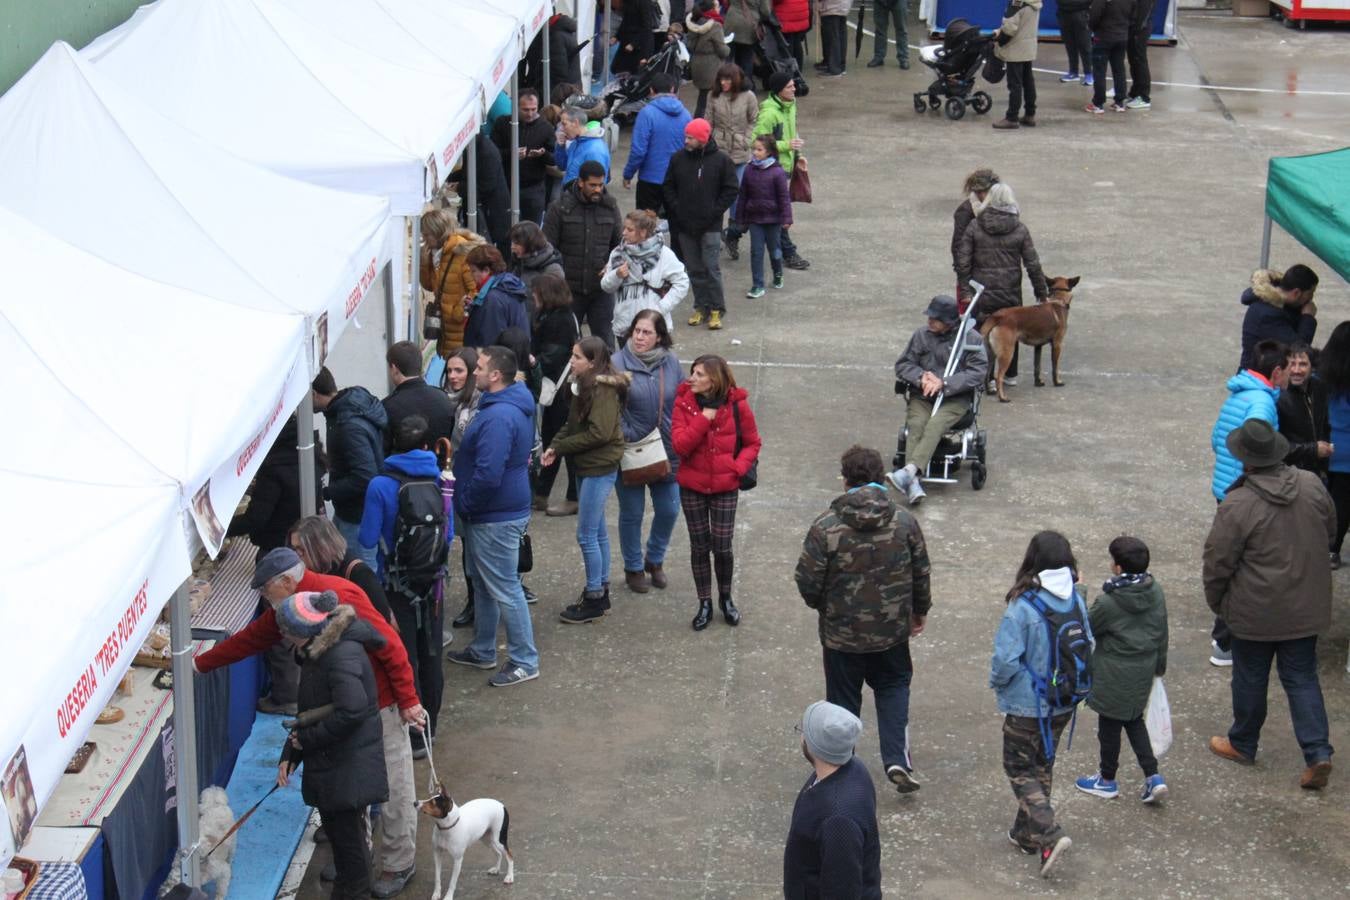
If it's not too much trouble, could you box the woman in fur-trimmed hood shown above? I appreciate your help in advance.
[1238,265,1319,372]
[421,208,487,357]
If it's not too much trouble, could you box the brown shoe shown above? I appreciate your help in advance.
[1019,115,1037,127]
[1208,736,1255,766]
[531,495,549,512]
[624,569,650,594]
[992,118,1020,130]
[645,560,668,589]
[546,500,579,516]
[1301,759,1333,790]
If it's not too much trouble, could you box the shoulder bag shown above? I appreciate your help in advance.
[538,313,581,407]
[731,399,758,491]
[620,366,671,486]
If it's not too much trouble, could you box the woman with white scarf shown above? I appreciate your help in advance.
[950,168,1000,294]
[602,209,690,344]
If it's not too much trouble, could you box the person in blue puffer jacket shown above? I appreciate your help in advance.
[1319,322,1350,567]
[622,74,691,215]
[1211,340,1289,502]
[990,531,1094,874]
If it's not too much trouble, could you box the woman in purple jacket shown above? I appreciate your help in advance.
[733,135,793,298]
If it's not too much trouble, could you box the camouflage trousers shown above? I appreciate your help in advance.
[1002,713,1072,850]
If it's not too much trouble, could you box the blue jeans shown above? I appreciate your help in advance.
[823,643,914,770]
[577,472,617,591]
[463,516,539,672]
[617,479,680,573]
[334,516,379,571]
[747,223,783,289]
[1229,635,1333,765]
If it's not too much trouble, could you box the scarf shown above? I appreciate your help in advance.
[632,346,668,368]
[1102,572,1151,594]
[469,273,499,309]
[750,156,776,169]
[969,193,990,217]
[612,234,665,284]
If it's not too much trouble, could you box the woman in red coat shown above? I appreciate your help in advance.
[773,0,812,72]
[671,354,762,630]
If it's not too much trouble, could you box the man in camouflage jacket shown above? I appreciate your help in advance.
[795,445,932,794]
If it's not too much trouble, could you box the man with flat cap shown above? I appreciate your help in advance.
[1203,418,1336,791]
[886,294,988,506]
[783,701,882,899]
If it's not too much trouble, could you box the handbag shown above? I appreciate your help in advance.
[539,360,571,408]
[982,50,1006,84]
[1144,677,1173,756]
[517,531,533,574]
[619,366,670,486]
[731,400,758,491]
[789,156,812,204]
[423,253,455,342]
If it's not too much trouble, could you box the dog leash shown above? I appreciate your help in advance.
[205,784,278,859]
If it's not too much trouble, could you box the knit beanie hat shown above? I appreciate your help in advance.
[276,590,339,640]
[800,701,862,765]
[767,71,793,96]
[684,118,712,143]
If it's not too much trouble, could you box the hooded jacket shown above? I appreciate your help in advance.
[1203,465,1334,641]
[382,376,455,455]
[991,569,1095,717]
[1277,376,1330,475]
[280,606,388,813]
[554,125,612,184]
[996,0,1043,62]
[795,485,933,654]
[511,243,565,296]
[323,387,388,523]
[686,14,732,90]
[671,382,762,494]
[1210,370,1279,500]
[452,381,536,523]
[424,230,486,357]
[358,450,449,580]
[725,0,773,45]
[1239,268,1318,372]
[625,95,693,184]
[956,206,1048,318]
[1088,0,1136,45]
[543,181,624,297]
[547,374,628,477]
[754,92,798,172]
[463,272,531,349]
[662,137,741,235]
[613,346,684,480]
[735,159,793,226]
[894,323,989,398]
[1086,576,1168,721]
[707,89,759,165]
[603,242,691,336]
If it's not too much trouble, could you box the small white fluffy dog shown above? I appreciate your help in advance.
[160,786,237,898]
[418,787,514,899]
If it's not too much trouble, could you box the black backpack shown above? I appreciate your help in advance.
[387,472,449,598]
[1019,589,1092,758]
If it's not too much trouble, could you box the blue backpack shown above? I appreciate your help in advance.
[1019,589,1092,758]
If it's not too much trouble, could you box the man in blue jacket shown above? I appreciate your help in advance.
[553,108,610,185]
[446,346,541,687]
[622,73,690,216]
[1208,339,1289,665]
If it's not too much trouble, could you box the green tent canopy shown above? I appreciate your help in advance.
[1264,148,1350,282]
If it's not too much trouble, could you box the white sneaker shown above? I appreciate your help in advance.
[887,468,913,492]
[1125,97,1151,110]
[1003,376,1018,386]
[906,477,926,507]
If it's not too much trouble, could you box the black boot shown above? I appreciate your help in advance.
[719,594,741,626]
[451,597,474,628]
[560,589,607,624]
[692,599,713,631]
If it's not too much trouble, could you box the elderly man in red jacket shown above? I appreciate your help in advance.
[196,548,426,898]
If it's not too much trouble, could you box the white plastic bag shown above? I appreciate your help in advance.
[1145,677,1173,757]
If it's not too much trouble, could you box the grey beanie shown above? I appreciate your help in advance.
[800,701,862,765]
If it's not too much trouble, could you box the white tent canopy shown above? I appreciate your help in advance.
[88,0,480,213]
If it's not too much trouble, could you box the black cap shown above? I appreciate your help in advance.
[251,547,302,589]
[923,294,959,325]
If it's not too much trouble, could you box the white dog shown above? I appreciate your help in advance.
[418,787,514,899]
[160,786,237,898]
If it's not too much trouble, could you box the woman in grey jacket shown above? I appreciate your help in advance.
[612,309,685,593]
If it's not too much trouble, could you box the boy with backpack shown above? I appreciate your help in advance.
[360,415,451,756]
[1075,536,1170,804]
[990,531,1094,878]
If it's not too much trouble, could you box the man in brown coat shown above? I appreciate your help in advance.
[1202,419,1335,790]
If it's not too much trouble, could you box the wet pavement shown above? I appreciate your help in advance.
[293,11,1349,898]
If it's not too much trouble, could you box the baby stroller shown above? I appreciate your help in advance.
[753,14,809,97]
[892,283,989,490]
[913,18,994,121]
[599,37,689,126]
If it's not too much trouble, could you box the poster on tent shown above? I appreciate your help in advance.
[188,353,311,557]
[1,746,37,859]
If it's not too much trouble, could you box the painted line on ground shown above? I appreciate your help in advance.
[846,23,1350,96]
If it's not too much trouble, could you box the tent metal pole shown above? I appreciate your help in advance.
[602,0,612,88]
[383,258,397,355]
[543,16,552,105]
[298,391,317,518]
[170,580,201,888]
[410,216,423,343]
[1260,215,1272,269]
[467,140,479,234]
[510,71,521,226]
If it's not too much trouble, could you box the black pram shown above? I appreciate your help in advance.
[599,37,687,125]
[913,18,995,121]
[753,14,808,97]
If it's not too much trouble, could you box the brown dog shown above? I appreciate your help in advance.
[978,276,1080,403]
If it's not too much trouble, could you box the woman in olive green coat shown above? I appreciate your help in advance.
[1076,537,1170,803]
[540,336,628,624]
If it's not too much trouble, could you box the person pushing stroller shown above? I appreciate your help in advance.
[887,295,987,505]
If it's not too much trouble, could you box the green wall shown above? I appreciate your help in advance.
[0,0,143,94]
